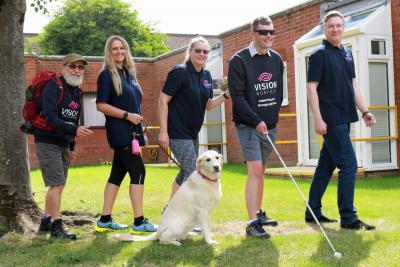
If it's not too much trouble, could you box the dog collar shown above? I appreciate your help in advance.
[198,170,218,182]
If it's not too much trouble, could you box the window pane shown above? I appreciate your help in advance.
[203,91,225,154]
[371,40,386,55]
[369,62,391,163]
[83,93,106,127]
[306,56,319,159]
[207,106,222,143]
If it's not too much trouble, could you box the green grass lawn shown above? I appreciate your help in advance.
[1,164,399,266]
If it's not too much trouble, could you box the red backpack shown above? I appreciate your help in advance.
[20,72,64,134]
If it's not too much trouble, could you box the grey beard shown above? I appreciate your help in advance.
[64,73,83,87]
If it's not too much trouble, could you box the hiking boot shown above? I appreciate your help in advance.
[38,216,51,232]
[130,218,157,234]
[94,219,128,233]
[50,219,77,240]
[305,215,338,224]
[257,210,278,226]
[246,220,270,239]
[341,219,375,231]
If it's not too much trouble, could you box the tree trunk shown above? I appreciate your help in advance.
[0,0,42,233]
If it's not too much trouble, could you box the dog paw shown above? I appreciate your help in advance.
[160,240,181,246]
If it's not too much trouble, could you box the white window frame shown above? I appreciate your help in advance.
[198,88,227,163]
[367,37,389,59]
[364,35,397,170]
[82,93,105,127]
[281,61,289,106]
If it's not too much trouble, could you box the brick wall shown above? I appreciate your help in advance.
[137,51,187,164]
[24,51,187,167]
[24,0,399,167]
[221,3,321,165]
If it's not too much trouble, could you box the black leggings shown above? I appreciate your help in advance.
[108,145,146,186]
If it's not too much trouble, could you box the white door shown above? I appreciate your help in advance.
[297,38,362,167]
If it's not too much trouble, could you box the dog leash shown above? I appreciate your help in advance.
[142,119,191,176]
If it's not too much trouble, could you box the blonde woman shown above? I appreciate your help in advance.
[95,35,156,233]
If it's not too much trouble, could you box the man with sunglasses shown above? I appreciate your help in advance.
[35,53,93,240]
[228,16,284,238]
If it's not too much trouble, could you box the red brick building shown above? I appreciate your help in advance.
[25,0,400,171]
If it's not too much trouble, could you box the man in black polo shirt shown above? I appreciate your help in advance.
[306,11,376,230]
[228,16,284,238]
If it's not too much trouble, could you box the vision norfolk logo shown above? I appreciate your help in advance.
[254,72,277,95]
[62,101,80,119]
[258,72,272,82]
[203,79,212,89]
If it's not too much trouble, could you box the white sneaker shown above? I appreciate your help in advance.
[192,225,202,232]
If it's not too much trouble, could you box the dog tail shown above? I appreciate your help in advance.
[112,232,157,242]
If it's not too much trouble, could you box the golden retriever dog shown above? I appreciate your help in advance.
[116,150,222,245]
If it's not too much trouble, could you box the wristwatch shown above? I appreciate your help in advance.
[123,111,129,120]
[362,111,370,118]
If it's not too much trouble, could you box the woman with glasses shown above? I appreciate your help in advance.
[94,35,157,234]
[158,36,230,205]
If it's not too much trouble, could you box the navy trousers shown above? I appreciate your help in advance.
[306,123,358,224]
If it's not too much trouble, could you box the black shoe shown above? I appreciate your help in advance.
[305,215,338,224]
[246,220,270,239]
[38,216,51,232]
[257,210,278,226]
[341,219,375,231]
[50,219,77,240]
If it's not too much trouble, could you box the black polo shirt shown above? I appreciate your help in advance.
[162,60,213,139]
[307,39,358,127]
[96,68,144,149]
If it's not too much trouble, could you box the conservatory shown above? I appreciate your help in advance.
[293,1,397,171]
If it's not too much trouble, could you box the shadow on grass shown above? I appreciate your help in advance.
[128,238,215,266]
[215,237,279,267]
[51,233,127,266]
[1,232,127,266]
[309,228,375,266]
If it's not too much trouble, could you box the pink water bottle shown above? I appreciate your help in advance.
[131,139,140,155]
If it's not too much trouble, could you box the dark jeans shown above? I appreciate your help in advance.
[306,123,358,225]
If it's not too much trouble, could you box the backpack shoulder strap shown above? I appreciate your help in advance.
[52,72,64,104]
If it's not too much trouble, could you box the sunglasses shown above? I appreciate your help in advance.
[255,29,276,36]
[193,48,210,55]
[67,64,85,71]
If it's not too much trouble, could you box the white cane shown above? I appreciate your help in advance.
[265,134,342,259]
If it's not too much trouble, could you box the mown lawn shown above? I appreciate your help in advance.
[0,164,399,266]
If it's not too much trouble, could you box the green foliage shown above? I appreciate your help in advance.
[29,0,56,14]
[36,0,169,57]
